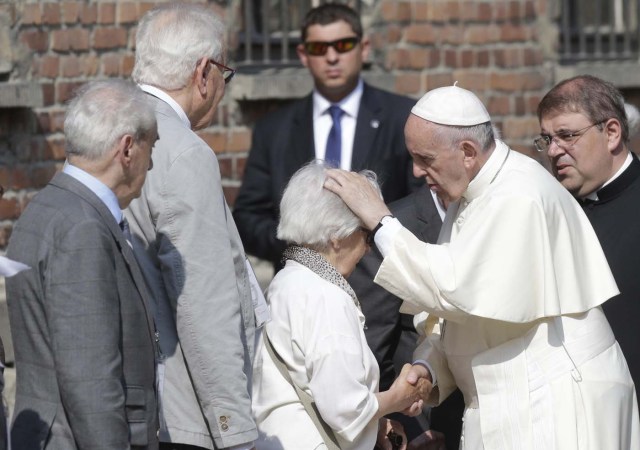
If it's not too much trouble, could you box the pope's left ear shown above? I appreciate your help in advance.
[461,141,477,165]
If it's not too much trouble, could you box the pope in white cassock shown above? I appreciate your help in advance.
[324,85,640,450]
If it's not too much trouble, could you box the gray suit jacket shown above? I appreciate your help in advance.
[6,173,158,449]
[126,94,257,449]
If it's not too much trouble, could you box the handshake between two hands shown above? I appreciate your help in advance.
[375,364,446,450]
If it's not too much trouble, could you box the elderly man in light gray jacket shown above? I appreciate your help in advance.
[126,4,258,450]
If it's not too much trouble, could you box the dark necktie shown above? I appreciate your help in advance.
[325,105,344,167]
[119,217,133,248]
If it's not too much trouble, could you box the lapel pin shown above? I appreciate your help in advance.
[370,119,380,129]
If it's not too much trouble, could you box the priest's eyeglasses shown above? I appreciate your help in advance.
[534,121,605,152]
[208,59,236,84]
[304,37,360,56]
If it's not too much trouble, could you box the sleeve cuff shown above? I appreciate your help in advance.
[373,217,403,257]
[412,359,437,387]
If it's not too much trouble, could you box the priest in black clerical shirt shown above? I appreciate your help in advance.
[537,75,640,401]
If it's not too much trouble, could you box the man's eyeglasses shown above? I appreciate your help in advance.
[209,59,236,84]
[303,37,360,56]
[534,121,605,152]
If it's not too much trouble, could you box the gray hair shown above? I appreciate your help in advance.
[133,3,225,90]
[64,79,156,161]
[431,121,495,153]
[625,103,640,139]
[278,162,381,250]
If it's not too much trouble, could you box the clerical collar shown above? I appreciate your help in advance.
[139,84,191,129]
[463,139,510,201]
[583,152,633,202]
[312,78,363,120]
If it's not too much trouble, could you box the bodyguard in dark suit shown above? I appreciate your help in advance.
[233,3,420,271]
[6,80,159,449]
[538,75,640,403]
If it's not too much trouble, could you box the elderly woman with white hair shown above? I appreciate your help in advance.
[252,162,427,450]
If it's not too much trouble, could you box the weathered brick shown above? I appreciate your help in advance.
[413,2,428,21]
[101,53,120,76]
[430,1,459,22]
[477,2,493,21]
[494,48,522,68]
[49,111,66,133]
[508,1,521,20]
[385,26,402,44]
[380,1,411,22]
[56,81,86,104]
[223,185,239,207]
[227,129,251,152]
[491,71,545,91]
[42,3,61,25]
[452,70,488,91]
[198,131,226,152]
[514,96,526,115]
[459,2,477,22]
[94,27,128,50]
[51,28,90,52]
[394,73,421,95]
[19,29,49,52]
[218,157,232,179]
[36,55,60,78]
[61,1,80,24]
[477,49,490,67]
[425,72,454,91]
[61,55,81,78]
[442,25,464,45]
[405,23,438,45]
[138,2,156,17]
[0,197,20,220]
[98,3,116,24]
[41,83,55,106]
[384,48,411,70]
[236,156,247,180]
[444,49,456,67]
[487,95,511,116]
[524,0,536,19]
[523,48,543,66]
[460,49,474,68]
[21,3,42,25]
[502,116,541,139]
[80,3,98,25]
[501,23,529,42]
[117,2,139,24]
[82,54,100,77]
[465,24,500,45]
[121,54,135,76]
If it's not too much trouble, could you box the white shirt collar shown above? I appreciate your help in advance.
[63,163,122,224]
[312,78,364,119]
[139,84,191,129]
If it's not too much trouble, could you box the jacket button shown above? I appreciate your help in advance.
[221,423,229,432]
[219,415,227,423]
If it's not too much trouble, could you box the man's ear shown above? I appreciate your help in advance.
[118,134,135,166]
[195,57,210,97]
[461,141,478,167]
[604,118,623,153]
[296,43,309,68]
[359,36,371,61]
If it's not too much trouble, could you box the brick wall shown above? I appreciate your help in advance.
[0,0,561,249]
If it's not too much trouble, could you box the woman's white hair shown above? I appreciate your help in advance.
[278,161,381,250]
[133,3,225,90]
[64,79,156,161]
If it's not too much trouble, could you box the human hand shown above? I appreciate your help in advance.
[375,418,407,450]
[323,169,391,230]
[388,364,433,413]
[407,430,446,450]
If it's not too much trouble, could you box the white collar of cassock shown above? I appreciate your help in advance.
[463,139,510,201]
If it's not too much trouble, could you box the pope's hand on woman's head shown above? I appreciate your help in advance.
[324,169,391,230]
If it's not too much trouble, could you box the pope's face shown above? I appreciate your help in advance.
[405,115,471,203]
[540,111,611,198]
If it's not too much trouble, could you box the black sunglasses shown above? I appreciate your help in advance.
[303,37,360,56]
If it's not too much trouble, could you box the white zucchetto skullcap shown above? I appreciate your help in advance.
[411,82,491,126]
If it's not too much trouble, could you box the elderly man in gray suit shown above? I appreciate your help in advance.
[126,4,258,450]
[6,80,159,449]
